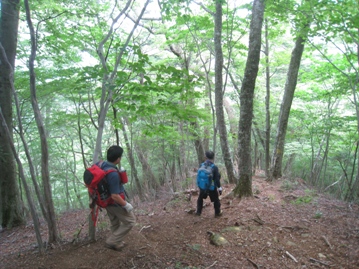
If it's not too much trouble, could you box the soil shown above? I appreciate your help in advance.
[1,176,358,269]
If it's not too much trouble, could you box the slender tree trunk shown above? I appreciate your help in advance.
[136,145,160,193]
[214,0,237,183]
[89,0,149,240]
[24,0,59,243]
[0,105,44,253]
[190,121,206,165]
[270,26,310,180]
[234,0,264,198]
[0,0,25,228]
[355,36,359,199]
[0,42,43,251]
[12,70,48,221]
[223,97,239,174]
[264,19,271,180]
[119,116,146,199]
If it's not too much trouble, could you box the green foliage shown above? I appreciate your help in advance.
[280,179,298,191]
[313,211,323,219]
[9,0,359,218]
[186,244,201,251]
[291,190,316,205]
[291,195,313,205]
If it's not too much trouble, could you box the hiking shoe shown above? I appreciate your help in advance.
[215,211,222,217]
[195,211,201,216]
[105,242,125,251]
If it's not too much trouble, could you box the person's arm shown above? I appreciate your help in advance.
[213,165,221,188]
[111,193,126,206]
[107,171,129,206]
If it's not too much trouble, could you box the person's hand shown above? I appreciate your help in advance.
[218,187,223,195]
[122,202,134,212]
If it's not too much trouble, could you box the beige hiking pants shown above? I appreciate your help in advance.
[105,205,136,245]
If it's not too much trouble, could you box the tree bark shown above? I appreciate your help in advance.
[0,105,44,253]
[264,19,271,180]
[0,0,26,228]
[270,27,309,180]
[90,0,149,241]
[120,116,147,199]
[214,0,237,184]
[234,0,265,198]
[24,0,59,242]
[223,97,239,174]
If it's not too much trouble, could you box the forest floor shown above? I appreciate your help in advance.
[1,175,359,269]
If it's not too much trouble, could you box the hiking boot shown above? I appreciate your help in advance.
[105,242,125,251]
[215,211,222,218]
[195,211,201,216]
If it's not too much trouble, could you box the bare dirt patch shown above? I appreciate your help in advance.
[1,176,358,268]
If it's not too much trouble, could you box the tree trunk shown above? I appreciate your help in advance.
[89,0,149,240]
[0,0,25,228]
[223,97,239,174]
[191,121,205,165]
[234,0,264,198]
[0,42,43,251]
[0,105,44,252]
[214,0,237,184]
[136,145,160,193]
[12,69,48,221]
[264,19,271,180]
[24,0,59,243]
[119,116,146,199]
[270,27,309,180]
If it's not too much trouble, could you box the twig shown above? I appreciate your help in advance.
[7,232,15,238]
[285,251,298,263]
[130,257,136,269]
[247,258,259,268]
[321,235,333,249]
[309,257,330,267]
[205,261,217,269]
[72,224,84,244]
[139,225,151,233]
[282,225,308,231]
[252,213,264,225]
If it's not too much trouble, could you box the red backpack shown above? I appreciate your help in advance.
[84,161,116,226]
[84,161,129,226]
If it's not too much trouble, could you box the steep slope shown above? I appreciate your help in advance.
[1,176,358,268]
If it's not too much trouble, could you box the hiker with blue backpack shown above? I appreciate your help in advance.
[196,150,223,217]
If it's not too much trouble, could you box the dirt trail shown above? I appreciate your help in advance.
[1,176,358,268]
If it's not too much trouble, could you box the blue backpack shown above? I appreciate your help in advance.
[197,162,215,191]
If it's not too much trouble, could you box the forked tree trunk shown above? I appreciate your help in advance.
[89,0,150,240]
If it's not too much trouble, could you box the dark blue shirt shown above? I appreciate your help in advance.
[100,161,125,195]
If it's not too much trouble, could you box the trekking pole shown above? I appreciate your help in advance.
[72,214,90,244]
[124,188,131,201]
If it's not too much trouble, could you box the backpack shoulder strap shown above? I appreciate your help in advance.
[98,161,117,174]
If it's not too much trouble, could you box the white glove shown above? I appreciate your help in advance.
[218,187,223,195]
[122,202,134,212]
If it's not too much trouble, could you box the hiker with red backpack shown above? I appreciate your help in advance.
[196,150,222,217]
[84,145,136,251]
[100,145,136,251]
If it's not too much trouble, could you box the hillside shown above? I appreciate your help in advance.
[1,176,358,269]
